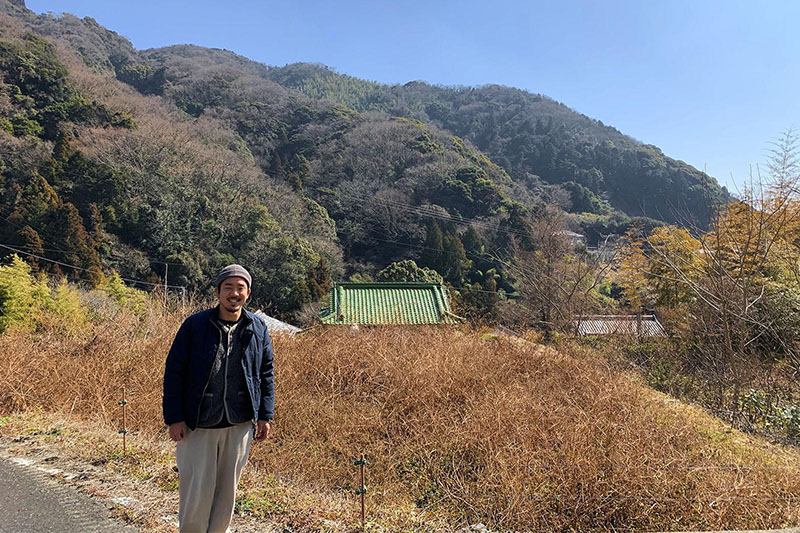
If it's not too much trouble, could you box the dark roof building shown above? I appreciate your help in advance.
[320,282,463,326]
[556,230,587,247]
[573,314,666,337]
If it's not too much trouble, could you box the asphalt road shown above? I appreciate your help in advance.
[1,452,797,533]
[0,455,138,533]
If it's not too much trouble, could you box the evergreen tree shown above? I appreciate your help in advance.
[271,152,286,179]
[306,257,332,301]
[498,203,534,251]
[17,225,43,268]
[56,202,103,284]
[442,232,470,285]
[420,220,444,272]
[462,225,486,255]
[460,275,499,321]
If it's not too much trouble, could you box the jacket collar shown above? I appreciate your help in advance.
[209,306,254,329]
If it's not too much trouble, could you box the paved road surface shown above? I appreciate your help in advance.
[1,453,798,533]
[0,455,138,533]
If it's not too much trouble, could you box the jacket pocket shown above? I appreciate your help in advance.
[200,392,214,412]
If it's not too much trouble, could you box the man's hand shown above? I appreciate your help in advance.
[254,420,270,442]
[169,421,188,442]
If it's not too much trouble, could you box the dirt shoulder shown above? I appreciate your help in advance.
[0,411,442,533]
[0,412,286,532]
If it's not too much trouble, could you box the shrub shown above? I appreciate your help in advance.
[96,272,148,314]
[376,259,443,283]
[0,254,49,332]
[41,279,88,335]
[3,275,800,530]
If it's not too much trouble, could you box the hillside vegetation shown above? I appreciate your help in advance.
[265,63,729,226]
[0,260,799,531]
[0,0,732,325]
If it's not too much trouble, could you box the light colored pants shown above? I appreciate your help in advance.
[176,422,253,533]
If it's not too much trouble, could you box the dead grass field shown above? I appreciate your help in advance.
[2,303,800,531]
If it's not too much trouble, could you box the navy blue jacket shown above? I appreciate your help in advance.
[163,307,275,429]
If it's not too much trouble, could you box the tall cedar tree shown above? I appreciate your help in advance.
[420,220,444,273]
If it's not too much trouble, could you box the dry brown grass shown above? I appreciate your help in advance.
[2,305,800,531]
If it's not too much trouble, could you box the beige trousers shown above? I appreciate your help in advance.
[176,422,253,533]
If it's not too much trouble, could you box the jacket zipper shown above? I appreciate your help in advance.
[222,325,233,422]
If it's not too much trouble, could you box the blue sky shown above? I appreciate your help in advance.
[25,0,800,192]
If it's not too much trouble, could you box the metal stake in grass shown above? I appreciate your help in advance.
[118,386,128,454]
[354,454,368,531]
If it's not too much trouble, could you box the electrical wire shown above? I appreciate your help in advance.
[1,215,185,265]
[0,242,184,289]
[0,165,539,294]
[334,189,534,240]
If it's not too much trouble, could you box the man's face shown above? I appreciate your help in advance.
[215,276,251,314]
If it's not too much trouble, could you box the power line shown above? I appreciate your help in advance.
[324,188,545,277]
[2,215,186,265]
[1,214,31,233]
[328,189,600,283]
[0,216,80,256]
[0,254,189,301]
[316,185,601,286]
[3,208,186,292]
[263,161,529,237]
[0,243,185,289]
[335,189,534,240]
[110,253,184,266]
[369,228,587,283]
[0,240,77,257]
[1,169,541,293]
[262,155,535,240]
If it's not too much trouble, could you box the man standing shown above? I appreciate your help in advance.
[163,264,274,533]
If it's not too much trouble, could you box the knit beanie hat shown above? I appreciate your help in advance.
[215,264,252,289]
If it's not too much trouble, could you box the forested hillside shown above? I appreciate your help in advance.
[265,63,730,225]
[0,0,729,322]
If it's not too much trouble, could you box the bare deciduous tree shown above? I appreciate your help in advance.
[497,204,617,335]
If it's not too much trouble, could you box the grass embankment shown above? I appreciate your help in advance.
[2,304,800,531]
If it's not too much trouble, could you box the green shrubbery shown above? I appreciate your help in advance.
[738,389,800,444]
[376,259,443,283]
[636,347,800,445]
[0,255,48,332]
[96,272,148,315]
[42,279,88,334]
[0,255,147,334]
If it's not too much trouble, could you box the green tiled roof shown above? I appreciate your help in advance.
[319,282,463,325]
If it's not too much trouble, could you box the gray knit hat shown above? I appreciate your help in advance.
[215,264,252,289]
